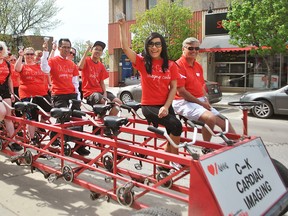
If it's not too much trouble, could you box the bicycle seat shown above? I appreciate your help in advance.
[103,116,128,129]
[50,108,72,119]
[14,101,38,112]
[124,101,141,112]
[93,104,111,116]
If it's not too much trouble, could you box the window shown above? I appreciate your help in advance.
[146,0,157,9]
[124,0,133,20]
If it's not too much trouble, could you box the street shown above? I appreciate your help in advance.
[0,105,287,216]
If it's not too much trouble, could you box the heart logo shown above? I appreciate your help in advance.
[207,164,215,176]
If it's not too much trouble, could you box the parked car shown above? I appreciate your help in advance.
[240,85,288,118]
[117,80,222,104]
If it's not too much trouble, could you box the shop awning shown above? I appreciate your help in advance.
[200,35,252,52]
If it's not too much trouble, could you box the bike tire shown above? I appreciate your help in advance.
[272,158,288,215]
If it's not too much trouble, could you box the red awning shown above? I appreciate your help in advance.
[200,35,253,52]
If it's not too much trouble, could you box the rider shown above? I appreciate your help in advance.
[78,41,122,116]
[173,37,236,142]
[0,41,22,151]
[118,19,183,170]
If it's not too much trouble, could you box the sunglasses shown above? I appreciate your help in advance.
[148,41,162,48]
[10,59,16,62]
[0,47,3,51]
[185,46,200,51]
[25,53,35,56]
[70,52,76,56]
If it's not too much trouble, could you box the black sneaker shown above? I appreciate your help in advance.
[9,143,23,152]
[75,146,90,156]
[156,165,170,172]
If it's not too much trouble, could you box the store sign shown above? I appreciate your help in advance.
[205,12,229,35]
[200,138,287,215]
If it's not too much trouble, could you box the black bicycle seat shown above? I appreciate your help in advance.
[123,101,141,112]
[14,101,38,112]
[93,104,111,116]
[50,107,72,119]
[103,116,128,129]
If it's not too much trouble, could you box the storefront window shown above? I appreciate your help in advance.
[215,52,285,89]
[215,52,246,87]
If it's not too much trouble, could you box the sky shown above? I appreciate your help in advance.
[47,0,109,45]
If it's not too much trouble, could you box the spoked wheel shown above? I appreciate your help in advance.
[120,91,133,103]
[156,171,173,189]
[103,155,113,172]
[251,100,273,119]
[116,186,134,207]
[62,165,74,182]
[64,143,72,156]
[24,150,33,165]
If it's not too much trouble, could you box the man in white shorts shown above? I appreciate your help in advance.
[173,37,236,141]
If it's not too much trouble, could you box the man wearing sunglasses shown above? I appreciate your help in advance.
[173,37,236,142]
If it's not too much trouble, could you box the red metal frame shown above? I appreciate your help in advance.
[0,106,286,215]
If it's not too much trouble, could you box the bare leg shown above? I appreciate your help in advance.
[216,116,236,134]
[3,99,15,138]
[198,111,216,142]
[163,134,180,165]
[109,98,122,116]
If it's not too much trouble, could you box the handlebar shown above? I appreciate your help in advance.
[147,122,198,149]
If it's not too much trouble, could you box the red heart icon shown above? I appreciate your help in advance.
[207,164,215,176]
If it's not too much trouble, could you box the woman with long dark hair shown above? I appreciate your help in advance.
[119,19,182,170]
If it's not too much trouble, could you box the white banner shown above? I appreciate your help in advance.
[200,138,287,215]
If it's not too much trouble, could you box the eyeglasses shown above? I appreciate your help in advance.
[25,53,35,56]
[148,41,162,48]
[185,46,200,51]
[0,47,3,51]
[70,52,76,56]
[10,59,16,62]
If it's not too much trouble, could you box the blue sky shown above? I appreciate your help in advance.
[48,0,109,45]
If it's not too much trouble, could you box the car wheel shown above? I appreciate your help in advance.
[120,91,133,103]
[251,100,273,119]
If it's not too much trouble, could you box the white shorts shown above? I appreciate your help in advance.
[172,97,219,121]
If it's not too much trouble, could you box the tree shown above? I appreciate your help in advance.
[130,0,198,60]
[0,0,61,35]
[0,0,61,52]
[223,0,288,88]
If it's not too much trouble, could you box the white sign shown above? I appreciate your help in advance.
[200,138,287,215]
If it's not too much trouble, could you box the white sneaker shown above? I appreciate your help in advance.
[169,161,183,171]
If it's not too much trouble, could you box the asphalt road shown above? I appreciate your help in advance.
[0,104,287,216]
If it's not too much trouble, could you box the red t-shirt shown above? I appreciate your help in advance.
[10,64,20,88]
[0,61,10,85]
[19,64,47,99]
[81,57,109,98]
[133,54,180,105]
[48,56,79,95]
[175,55,205,99]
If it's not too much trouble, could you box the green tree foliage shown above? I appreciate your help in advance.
[223,0,288,87]
[130,0,198,60]
[0,0,61,52]
[0,0,61,35]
